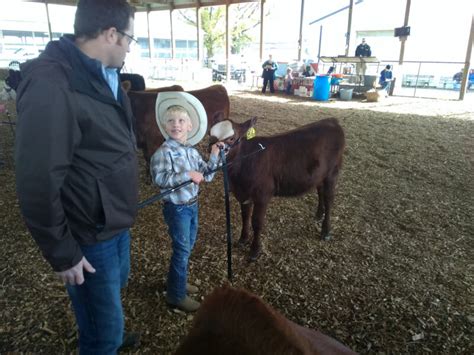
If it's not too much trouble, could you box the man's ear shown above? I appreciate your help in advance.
[103,27,119,45]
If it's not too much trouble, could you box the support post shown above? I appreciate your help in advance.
[297,0,305,61]
[196,5,201,62]
[146,5,153,60]
[259,0,264,63]
[170,9,175,59]
[398,0,411,65]
[225,2,230,82]
[459,14,474,101]
[344,0,353,56]
[44,1,53,41]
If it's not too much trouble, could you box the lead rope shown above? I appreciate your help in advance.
[219,146,233,281]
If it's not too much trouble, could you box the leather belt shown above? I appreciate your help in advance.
[182,196,198,206]
[165,196,198,206]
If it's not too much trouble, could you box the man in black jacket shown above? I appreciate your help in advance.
[355,38,372,85]
[15,0,140,352]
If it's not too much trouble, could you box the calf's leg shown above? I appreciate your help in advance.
[316,186,325,222]
[249,200,269,261]
[321,174,337,241]
[238,202,253,247]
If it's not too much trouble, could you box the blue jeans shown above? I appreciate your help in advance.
[66,230,131,355]
[163,201,198,304]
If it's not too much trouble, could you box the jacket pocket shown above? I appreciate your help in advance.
[96,154,138,238]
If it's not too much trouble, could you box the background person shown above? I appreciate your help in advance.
[468,69,474,90]
[14,0,140,353]
[379,65,393,96]
[355,38,372,84]
[452,69,463,84]
[261,54,278,94]
[285,67,293,94]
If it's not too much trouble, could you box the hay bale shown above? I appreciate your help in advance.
[365,90,379,102]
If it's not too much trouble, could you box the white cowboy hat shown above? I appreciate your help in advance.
[155,91,207,146]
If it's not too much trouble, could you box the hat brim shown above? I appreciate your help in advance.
[155,91,207,146]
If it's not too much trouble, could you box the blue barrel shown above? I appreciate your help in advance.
[313,75,330,101]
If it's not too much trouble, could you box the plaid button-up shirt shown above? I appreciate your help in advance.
[150,139,219,205]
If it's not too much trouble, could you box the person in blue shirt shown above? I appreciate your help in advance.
[467,69,474,90]
[379,65,393,96]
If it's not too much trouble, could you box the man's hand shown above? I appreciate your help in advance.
[55,256,96,286]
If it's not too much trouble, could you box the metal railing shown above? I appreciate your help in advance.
[318,60,472,100]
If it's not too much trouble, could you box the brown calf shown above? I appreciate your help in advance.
[175,285,356,355]
[210,118,345,260]
[127,84,229,167]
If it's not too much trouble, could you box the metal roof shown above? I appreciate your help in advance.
[25,0,259,12]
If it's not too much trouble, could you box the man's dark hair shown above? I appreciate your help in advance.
[74,0,135,39]
[385,65,391,70]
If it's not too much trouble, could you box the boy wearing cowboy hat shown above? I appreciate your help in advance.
[151,92,222,312]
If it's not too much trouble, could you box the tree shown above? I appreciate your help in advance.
[178,4,262,59]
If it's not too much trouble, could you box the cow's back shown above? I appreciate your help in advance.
[175,285,355,355]
[230,119,345,198]
[188,85,230,127]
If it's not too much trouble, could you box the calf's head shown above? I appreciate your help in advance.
[209,117,258,148]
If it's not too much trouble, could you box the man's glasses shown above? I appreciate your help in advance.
[117,30,137,45]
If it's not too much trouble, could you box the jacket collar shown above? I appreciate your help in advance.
[57,35,122,107]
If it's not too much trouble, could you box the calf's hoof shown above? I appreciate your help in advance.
[248,248,261,262]
[316,212,324,222]
[237,238,249,248]
[321,233,332,241]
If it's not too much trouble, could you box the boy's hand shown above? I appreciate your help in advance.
[210,142,225,156]
[188,171,204,184]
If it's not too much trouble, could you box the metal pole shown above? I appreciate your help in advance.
[297,0,305,61]
[226,2,230,82]
[196,6,201,62]
[317,25,323,68]
[459,14,474,101]
[44,1,53,41]
[413,61,421,97]
[219,148,233,281]
[146,5,153,60]
[344,0,353,57]
[259,0,264,62]
[169,9,175,59]
[398,0,411,65]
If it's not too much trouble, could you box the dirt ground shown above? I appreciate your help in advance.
[1,90,473,354]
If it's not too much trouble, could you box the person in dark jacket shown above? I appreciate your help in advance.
[14,0,140,353]
[261,54,278,94]
[354,38,372,85]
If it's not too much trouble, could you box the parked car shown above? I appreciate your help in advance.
[212,63,246,82]
[1,48,41,69]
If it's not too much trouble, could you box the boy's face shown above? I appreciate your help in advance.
[164,111,193,144]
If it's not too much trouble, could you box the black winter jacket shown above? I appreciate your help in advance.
[15,36,139,271]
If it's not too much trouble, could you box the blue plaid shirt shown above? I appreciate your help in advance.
[150,139,219,204]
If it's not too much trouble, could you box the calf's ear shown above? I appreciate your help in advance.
[211,111,225,127]
[121,80,132,93]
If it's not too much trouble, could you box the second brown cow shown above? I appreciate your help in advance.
[175,284,356,355]
[127,84,230,167]
[210,118,345,261]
